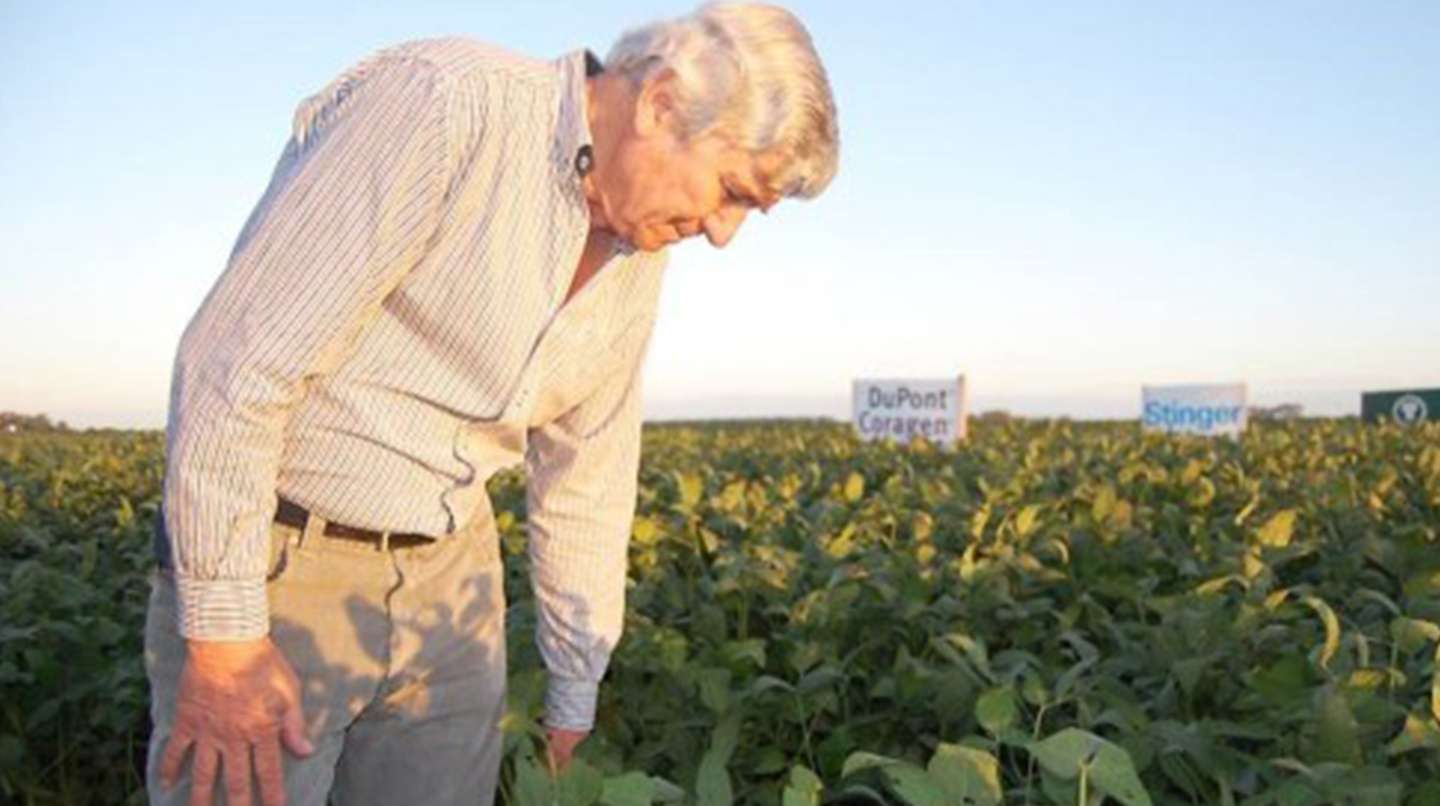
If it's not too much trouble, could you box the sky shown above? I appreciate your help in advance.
[2,1,1437,428]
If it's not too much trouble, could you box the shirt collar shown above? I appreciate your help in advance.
[553,48,602,188]
[553,49,641,257]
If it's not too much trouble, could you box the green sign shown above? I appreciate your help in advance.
[1361,388,1440,426]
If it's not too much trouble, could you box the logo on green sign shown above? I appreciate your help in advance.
[1393,394,1428,425]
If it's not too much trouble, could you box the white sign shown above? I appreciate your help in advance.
[852,377,968,443]
[1141,383,1248,437]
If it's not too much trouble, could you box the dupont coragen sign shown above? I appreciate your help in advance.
[852,377,968,443]
[1141,383,1248,438]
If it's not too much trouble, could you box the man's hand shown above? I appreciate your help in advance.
[545,726,590,775]
[160,637,313,806]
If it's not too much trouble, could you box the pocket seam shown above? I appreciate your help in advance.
[265,528,297,583]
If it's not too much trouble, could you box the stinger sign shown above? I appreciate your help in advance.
[852,377,968,443]
[1142,383,1248,438]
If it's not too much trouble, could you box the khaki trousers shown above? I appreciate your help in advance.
[144,511,507,805]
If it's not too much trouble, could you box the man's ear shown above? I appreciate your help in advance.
[634,67,680,137]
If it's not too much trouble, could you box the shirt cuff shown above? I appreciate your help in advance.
[544,676,600,731]
[173,576,270,641]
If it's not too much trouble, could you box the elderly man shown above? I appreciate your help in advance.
[143,3,837,804]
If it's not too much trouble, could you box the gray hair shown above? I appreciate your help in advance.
[605,2,839,199]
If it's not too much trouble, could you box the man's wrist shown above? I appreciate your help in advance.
[543,676,600,732]
[173,575,270,641]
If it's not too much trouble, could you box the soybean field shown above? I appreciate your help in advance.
[3,419,1440,805]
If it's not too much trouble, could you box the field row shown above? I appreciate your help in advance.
[2,419,1438,804]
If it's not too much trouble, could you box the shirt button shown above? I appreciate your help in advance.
[575,145,594,177]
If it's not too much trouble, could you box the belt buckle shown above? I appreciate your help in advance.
[378,530,391,552]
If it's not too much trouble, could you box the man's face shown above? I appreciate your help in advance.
[588,75,781,252]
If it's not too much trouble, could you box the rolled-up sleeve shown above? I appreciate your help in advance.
[162,55,454,641]
[524,326,655,731]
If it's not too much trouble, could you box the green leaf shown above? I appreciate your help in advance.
[695,667,731,714]
[677,472,704,510]
[1301,595,1342,671]
[1433,644,1440,725]
[600,772,656,806]
[557,758,604,806]
[709,710,742,764]
[1027,729,1094,779]
[1249,653,1314,708]
[1039,769,1082,805]
[976,687,1019,736]
[1187,475,1216,509]
[1171,656,1211,696]
[722,638,767,670]
[837,753,948,806]
[970,506,990,539]
[825,524,858,559]
[1014,504,1041,539]
[1091,485,1116,523]
[798,663,846,695]
[0,734,24,770]
[1233,490,1260,527]
[926,743,1002,805]
[744,674,795,698]
[1322,766,1404,804]
[1389,617,1440,654]
[835,783,890,803]
[781,765,823,806]
[1027,728,1153,806]
[789,764,822,791]
[843,472,865,502]
[884,764,948,806]
[631,516,661,545]
[1309,685,1362,765]
[841,751,899,779]
[695,748,732,806]
[78,538,98,578]
[751,746,789,776]
[1256,509,1298,548]
[940,632,995,682]
[512,757,556,806]
[1264,773,1326,806]
[1407,780,1440,806]
[1385,712,1440,755]
[692,710,743,806]
[1195,574,1248,596]
[650,777,686,803]
[1021,669,1050,706]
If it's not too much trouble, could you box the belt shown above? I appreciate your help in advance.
[274,497,434,549]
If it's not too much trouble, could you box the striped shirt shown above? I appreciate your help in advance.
[158,38,667,730]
